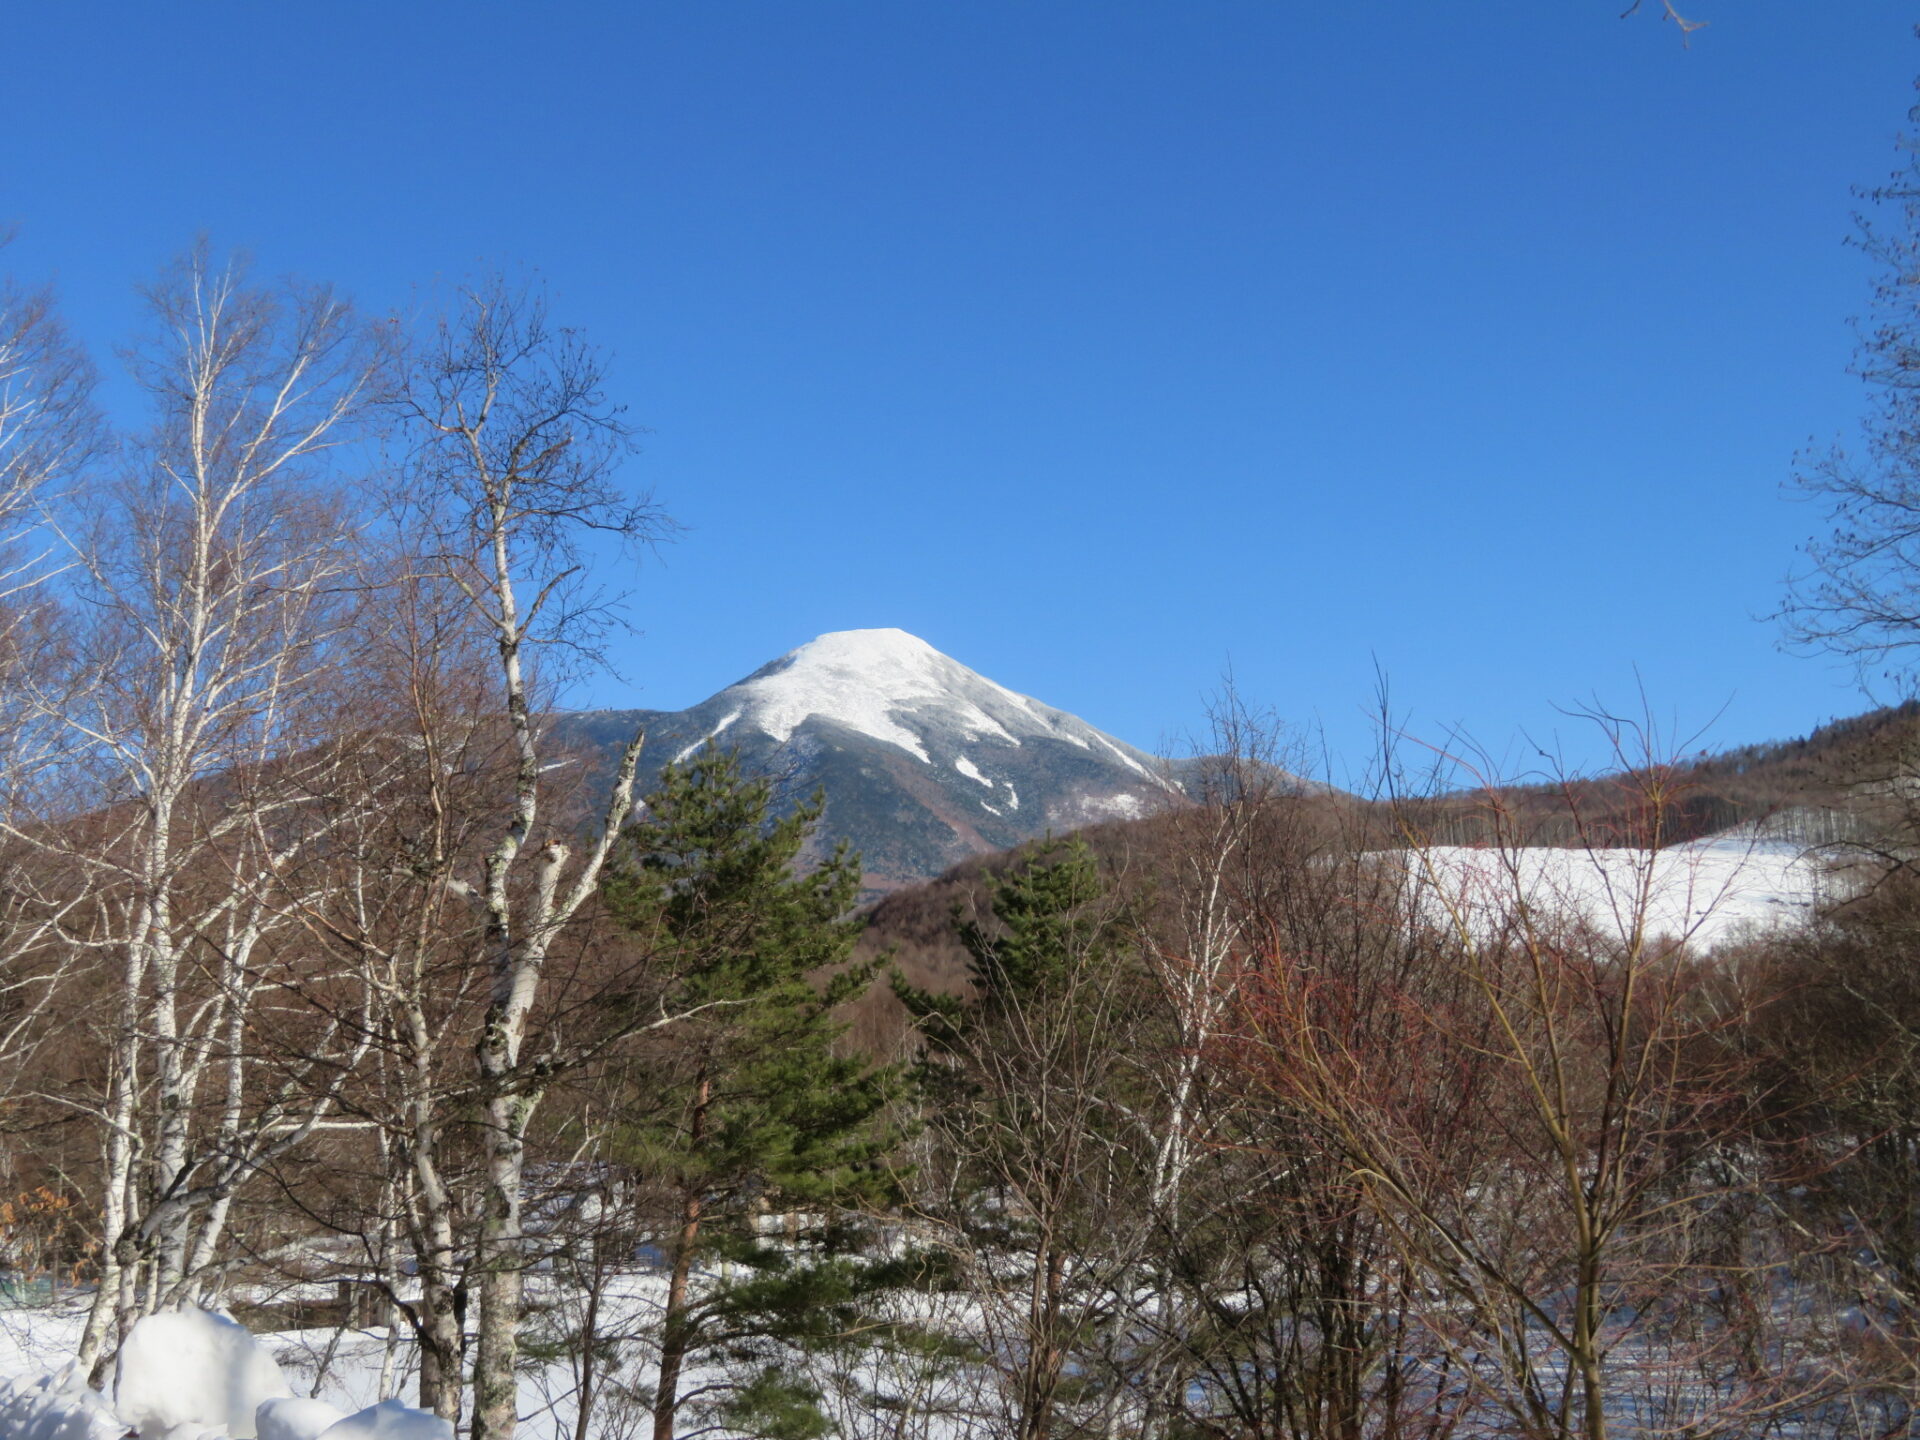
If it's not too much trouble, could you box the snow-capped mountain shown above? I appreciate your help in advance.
[557,629,1183,891]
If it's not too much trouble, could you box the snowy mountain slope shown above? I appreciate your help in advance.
[556,629,1184,891]
[673,629,1168,779]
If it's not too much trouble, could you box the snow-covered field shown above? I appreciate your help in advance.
[0,1276,995,1440]
[0,1304,515,1440]
[1404,836,1842,951]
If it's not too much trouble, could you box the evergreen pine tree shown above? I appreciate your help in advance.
[602,748,904,1440]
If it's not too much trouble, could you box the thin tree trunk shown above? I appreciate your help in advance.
[1574,1240,1607,1440]
[652,1077,710,1440]
[181,962,252,1301]
[78,935,144,1381]
[569,1230,605,1440]
[407,1001,466,1427]
[1019,1239,1065,1440]
[376,1195,404,1404]
[652,1192,705,1440]
[472,1086,538,1440]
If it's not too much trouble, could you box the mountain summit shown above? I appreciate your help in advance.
[560,629,1178,890]
[677,628,1165,779]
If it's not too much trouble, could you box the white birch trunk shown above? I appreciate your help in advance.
[36,250,376,1375]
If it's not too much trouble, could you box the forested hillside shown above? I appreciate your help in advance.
[851,700,1913,1039]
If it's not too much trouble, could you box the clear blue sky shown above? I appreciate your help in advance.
[4,2,1913,781]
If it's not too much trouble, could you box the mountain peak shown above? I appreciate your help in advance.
[718,628,1089,766]
[558,628,1178,890]
[776,627,946,680]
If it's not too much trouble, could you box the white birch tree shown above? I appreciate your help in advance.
[388,279,667,1440]
[17,246,385,1376]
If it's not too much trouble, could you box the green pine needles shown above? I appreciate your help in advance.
[601,748,907,1440]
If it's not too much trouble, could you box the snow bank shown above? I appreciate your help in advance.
[255,1398,346,1440]
[314,1400,452,1440]
[114,1309,291,1439]
[0,1311,448,1440]
[0,1367,123,1440]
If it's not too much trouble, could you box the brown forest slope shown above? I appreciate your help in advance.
[843,702,1920,1051]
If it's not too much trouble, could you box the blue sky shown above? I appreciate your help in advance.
[3,2,1914,781]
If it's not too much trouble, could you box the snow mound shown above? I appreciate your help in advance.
[256,1398,346,1440]
[314,1400,452,1440]
[114,1309,291,1440]
[0,1367,123,1440]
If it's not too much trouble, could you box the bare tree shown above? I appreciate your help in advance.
[0,266,95,593]
[12,245,385,1376]
[0,263,98,1046]
[897,840,1148,1440]
[1140,688,1291,1231]
[1223,717,1817,1440]
[1122,700,1459,1440]
[0,265,102,1277]
[254,552,501,1424]
[387,277,668,1440]
[1112,690,1299,1436]
[1783,120,1920,682]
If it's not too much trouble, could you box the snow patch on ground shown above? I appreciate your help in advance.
[1406,838,1838,951]
[1087,792,1148,821]
[313,1401,450,1440]
[0,1368,121,1440]
[0,1310,452,1440]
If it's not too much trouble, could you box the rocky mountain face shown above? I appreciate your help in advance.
[555,628,1183,891]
